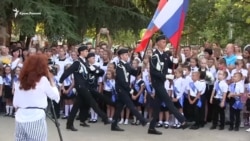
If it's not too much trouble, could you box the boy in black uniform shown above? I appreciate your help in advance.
[80,53,114,125]
[59,46,110,131]
[111,48,147,131]
[148,35,189,135]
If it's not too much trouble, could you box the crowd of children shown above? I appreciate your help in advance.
[1,41,250,132]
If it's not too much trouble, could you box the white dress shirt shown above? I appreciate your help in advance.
[214,80,228,99]
[199,80,207,95]
[188,80,205,97]
[11,58,21,70]
[233,81,244,95]
[0,76,3,85]
[183,75,192,94]
[190,66,199,73]
[103,79,115,92]
[207,66,217,80]
[165,80,172,91]
[55,57,72,79]
[3,74,12,86]
[173,77,185,99]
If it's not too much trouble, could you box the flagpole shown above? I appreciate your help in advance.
[141,40,150,61]
[169,42,180,88]
[136,40,150,77]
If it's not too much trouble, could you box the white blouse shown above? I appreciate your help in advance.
[13,76,60,122]
[11,58,21,70]
[172,77,185,99]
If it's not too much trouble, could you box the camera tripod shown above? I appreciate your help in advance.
[46,99,63,141]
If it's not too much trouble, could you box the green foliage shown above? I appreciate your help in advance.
[112,30,139,46]
[184,0,250,46]
[1,0,249,46]
[0,0,79,43]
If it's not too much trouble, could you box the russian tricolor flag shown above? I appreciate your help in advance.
[135,0,189,52]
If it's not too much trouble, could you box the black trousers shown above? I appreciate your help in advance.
[189,96,205,126]
[212,98,225,127]
[67,87,108,127]
[0,96,3,112]
[112,88,146,127]
[183,96,193,121]
[229,106,241,128]
[200,94,206,125]
[149,84,186,129]
[90,89,114,106]
[79,89,115,122]
[79,101,90,123]
[206,85,214,122]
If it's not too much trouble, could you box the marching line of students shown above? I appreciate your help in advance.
[1,39,250,135]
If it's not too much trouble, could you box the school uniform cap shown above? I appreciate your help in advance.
[117,48,129,56]
[86,52,95,59]
[155,35,166,42]
[78,45,88,54]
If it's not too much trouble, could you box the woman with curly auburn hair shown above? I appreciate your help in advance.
[13,54,60,141]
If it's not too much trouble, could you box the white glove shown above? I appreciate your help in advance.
[168,69,172,74]
[130,89,134,95]
[156,63,161,71]
[166,74,174,80]
[172,58,178,64]
[89,65,96,71]
[96,70,99,74]
[72,88,76,93]
[58,83,62,87]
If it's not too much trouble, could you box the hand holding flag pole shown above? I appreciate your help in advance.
[134,0,189,87]
[135,0,189,58]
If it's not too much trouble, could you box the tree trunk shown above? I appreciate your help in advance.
[6,19,12,47]
[19,34,26,42]
[25,36,32,49]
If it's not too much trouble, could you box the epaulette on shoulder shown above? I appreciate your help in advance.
[151,54,159,59]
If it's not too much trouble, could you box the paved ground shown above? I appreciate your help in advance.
[0,115,249,141]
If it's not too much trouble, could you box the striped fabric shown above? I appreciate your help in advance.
[15,117,47,141]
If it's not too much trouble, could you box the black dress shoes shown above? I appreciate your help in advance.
[104,119,111,125]
[61,116,68,119]
[111,126,124,131]
[210,125,217,130]
[234,127,239,131]
[219,126,224,130]
[141,120,147,126]
[66,126,78,131]
[189,124,199,130]
[180,122,190,129]
[228,126,234,131]
[80,122,90,127]
[148,129,162,135]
